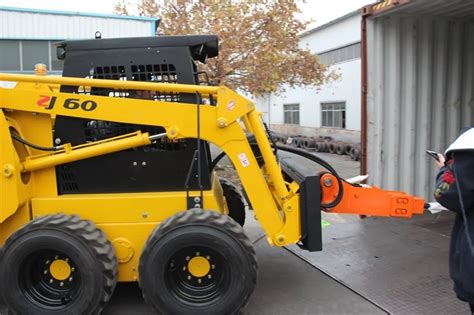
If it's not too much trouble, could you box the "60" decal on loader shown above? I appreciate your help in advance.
[37,95,97,111]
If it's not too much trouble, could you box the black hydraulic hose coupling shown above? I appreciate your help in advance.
[275,144,345,209]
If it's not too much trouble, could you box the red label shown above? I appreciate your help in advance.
[37,95,51,107]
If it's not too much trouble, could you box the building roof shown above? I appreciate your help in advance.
[0,6,158,22]
[300,9,361,38]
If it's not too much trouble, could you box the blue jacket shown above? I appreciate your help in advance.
[435,128,474,302]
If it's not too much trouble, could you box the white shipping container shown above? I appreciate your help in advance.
[365,0,474,199]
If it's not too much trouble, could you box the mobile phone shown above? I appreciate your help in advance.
[426,150,440,162]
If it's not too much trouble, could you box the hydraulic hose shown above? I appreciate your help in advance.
[210,142,346,209]
[263,122,278,156]
[11,133,61,151]
[211,151,226,170]
[276,144,344,209]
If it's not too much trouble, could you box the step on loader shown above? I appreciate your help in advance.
[0,35,424,314]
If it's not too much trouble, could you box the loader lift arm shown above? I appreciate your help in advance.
[0,73,424,248]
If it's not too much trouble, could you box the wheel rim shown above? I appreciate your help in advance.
[164,246,230,306]
[19,249,81,309]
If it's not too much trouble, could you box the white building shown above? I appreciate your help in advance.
[0,6,158,75]
[255,11,361,143]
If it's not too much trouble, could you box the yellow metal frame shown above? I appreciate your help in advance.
[0,73,301,281]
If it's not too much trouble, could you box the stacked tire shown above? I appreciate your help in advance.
[272,131,361,161]
[350,146,361,161]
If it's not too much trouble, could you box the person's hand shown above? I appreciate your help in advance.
[436,153,446,168]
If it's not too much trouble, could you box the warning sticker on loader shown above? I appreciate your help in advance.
[227,100,235,111]
[238,153,250,167]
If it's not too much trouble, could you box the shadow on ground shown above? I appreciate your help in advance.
[104,211,385,315]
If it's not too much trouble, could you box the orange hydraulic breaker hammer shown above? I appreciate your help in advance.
[319,173,425,218]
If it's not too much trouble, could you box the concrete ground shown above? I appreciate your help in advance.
[214,148,467,314]
[104,211,385,315]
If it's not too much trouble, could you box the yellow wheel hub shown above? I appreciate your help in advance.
[49,259,72,281]
[187,256,210,277]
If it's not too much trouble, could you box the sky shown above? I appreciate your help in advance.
[0,0,375,29]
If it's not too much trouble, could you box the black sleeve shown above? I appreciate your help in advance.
[434,152,474,213]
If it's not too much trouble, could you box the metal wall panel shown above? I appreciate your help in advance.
[0,11,155,40]
[367,4,474,199]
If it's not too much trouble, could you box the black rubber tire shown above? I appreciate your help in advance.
[336,143,345,155]
[219,177,246,226]
[352,147,361,161]
[0,214,118,315]
[344,144,353,156]
[296,138,304,148]
[303,139,315,149]
[139,209,257,315]
[328,142,337,154]
[319,142,328,152]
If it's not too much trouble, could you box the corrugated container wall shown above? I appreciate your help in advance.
[366,2,474,199]
[0,9,156,39]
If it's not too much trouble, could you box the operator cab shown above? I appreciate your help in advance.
[54,35,218,194]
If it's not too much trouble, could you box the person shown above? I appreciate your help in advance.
[434,127,474,314]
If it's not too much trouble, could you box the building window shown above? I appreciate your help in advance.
[0,40,21,71]
[321,102,346,128]
[283,104,300,125]
[318,42,361,65]
[22,41,50,71]
[0,40,63,72]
